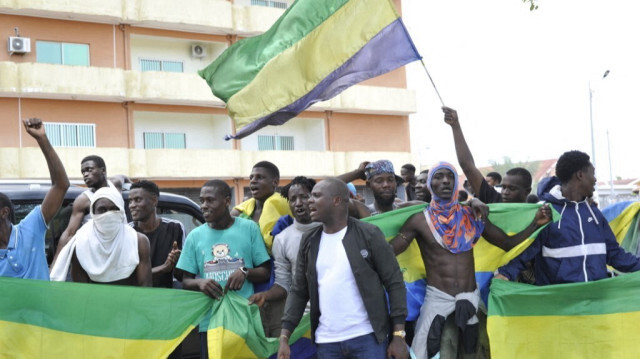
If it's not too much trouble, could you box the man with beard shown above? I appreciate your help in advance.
[53,155,115,265]
[0,118,69,280]
[390,162,550,358]
[177,180,270,358]
[364,160,424,216]
[249,176,321,337]
[129,180,184,289]
[51,187,152,287]
[278,178,408,359]
[444,107,532,204]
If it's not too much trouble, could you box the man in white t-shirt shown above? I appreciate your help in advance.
[277,178,408,359]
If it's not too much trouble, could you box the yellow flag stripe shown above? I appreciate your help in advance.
[488,312,640,359]
[0,320,193,359]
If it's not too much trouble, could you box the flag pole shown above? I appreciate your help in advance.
[420,59,445,107]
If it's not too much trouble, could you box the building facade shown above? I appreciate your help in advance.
[0,0,416,204]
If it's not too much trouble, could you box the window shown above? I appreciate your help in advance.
[44,122,95,147]
[36,41,89,66]
[144,132,186,149]
[140,59,184,73]
[251,0,288,9]
[257,135,294,151]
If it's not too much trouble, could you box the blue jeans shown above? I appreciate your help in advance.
[316,333,387,359]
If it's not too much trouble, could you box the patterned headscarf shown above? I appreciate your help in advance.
[426,162,485,253]
[364,160,404,185]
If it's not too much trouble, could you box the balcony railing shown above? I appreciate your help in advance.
[250,0,288,9]
[0,62,416,115]
[0,147,418,181]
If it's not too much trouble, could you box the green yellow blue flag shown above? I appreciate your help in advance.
[207,292,312,359]
[199,0,420,140]
[488,272,640,358]
[0,277,210,358]
[603,200,640,253]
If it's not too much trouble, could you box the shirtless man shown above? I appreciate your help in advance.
[390,162,550,358]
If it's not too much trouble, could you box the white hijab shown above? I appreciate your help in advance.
[51,187,139,282]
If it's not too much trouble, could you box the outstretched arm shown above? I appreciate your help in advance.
[483,204,551,251]
[52,195,89,266]
[443,107,485,196]
[24,118,70,224]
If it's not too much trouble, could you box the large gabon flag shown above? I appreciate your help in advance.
[199,0,421,140]
[488,273,640,359]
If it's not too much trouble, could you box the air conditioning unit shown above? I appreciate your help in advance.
[8,36,31,54]
[191,44,207,58]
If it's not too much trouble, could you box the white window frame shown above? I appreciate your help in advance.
[44,122,96,148]
[139,58,184,73]
[36,41,90,66]
[257,134,294,151]
[250,0,288,9]
[143,132,187,149]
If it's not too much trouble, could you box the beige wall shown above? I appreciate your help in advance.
[0,97,21,147]
[328,113,410,152]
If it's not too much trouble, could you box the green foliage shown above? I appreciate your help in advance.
[523,0,538,11]
[488,156,541,191]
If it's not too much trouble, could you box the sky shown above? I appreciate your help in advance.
[402,0,640,181]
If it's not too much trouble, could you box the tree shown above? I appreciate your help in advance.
[523,0,539,11]
[488,156,541,192]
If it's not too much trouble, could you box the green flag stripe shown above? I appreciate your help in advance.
[0,277,211,340]
[361,203,558,239]
[489,272,640,317]
[199,0,351,102]
[362,204,426,238]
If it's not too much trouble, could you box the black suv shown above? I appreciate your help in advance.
[1,181,204,265]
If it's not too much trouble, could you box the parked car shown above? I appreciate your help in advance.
[1,181,204,358]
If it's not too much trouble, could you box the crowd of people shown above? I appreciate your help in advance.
[2,107,639,359]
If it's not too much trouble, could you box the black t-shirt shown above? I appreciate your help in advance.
[477,178,502,204]
[132,219,185,288]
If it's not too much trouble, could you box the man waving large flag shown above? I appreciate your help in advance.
[199,0,421,140]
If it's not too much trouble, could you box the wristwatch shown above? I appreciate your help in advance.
[240,266,249,277]
[393,330,406,339]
